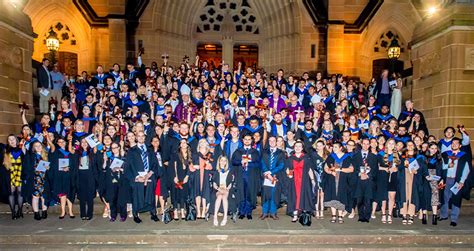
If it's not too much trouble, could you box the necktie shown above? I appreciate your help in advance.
[363,153,367,160]
[141,145,149,172]
[270,150,275,169]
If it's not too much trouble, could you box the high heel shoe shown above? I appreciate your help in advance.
[59,213,65,220]
[402,216,408,225]
[338,216,344,224]
[387,215,392,224]
[41,210,48,219]
[422,214,427,225]
[432,214,438,225]
[330,215,337,223]
[408,216,414,225]
[381,214,387,224]
[291,214,298,223]
[34,212,41,221]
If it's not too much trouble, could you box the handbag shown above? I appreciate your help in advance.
[299,211,312,227]
[162,207,173,224]
[185,198,197,221]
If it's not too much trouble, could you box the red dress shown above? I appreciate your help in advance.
[293,157,304,210]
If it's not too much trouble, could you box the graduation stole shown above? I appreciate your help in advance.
[446,151,465,166]
[323,95,333,104]
[95,74,107,85]
[330,152,348,168]
[439,138,452,148]
[272,122,287,136]
[82,116,96,122]
[11,149,22,160]
[174,134,195,144]
[364,132,378,139]
[321,130,333,140]
[376,113,392,122]
[58,148,70,158]
[429,157,438,165]
[382,129,396,138]
[74,131,87,138]
[244,124,262,134]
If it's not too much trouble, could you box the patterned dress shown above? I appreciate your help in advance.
[33,155,46,197]
[8,150,22,187]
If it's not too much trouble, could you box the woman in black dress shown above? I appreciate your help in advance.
[104,142,130,222]
[169,139,191,220]
[323,141,353,224]
[151,136,167,216]
[70,137,97,220]
[309,139,329,219]
[50,136,76,219]
[191,139,215,219]
[375,138,401,224]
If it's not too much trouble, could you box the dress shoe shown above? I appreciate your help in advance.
[238,215,245,220]
[259,214,268,220]
[133,216,142,224]
[34,212,41,221]
[69,215,75,219]
[59,214,65,220]
[439,217,448,221]
[270,214,279,220]
[151,214,159,222]
[41,210,48,219]
[432,215,438,225]
[422,214,427,225]
[120,216,127,222]
[246,214,253,220]
[450,222,457,227]
[110,217,116,222]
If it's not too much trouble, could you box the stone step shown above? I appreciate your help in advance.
[0,233,472,246]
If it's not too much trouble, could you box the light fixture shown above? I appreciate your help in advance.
[387,38,401,60]
[427,6,438,17]
[46,26,60,52]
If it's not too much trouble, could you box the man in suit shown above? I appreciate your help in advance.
[260,136,285,220]
[37,58,52,113]
[125,131,160,223]
[351,138,378,222]
[374,69,392,107]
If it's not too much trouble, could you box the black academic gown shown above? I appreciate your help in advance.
[104,154,131,215]
[231,147,260,215]
[72,151,97,202]
[50,148,76,203]
[22,151,52,205]
[209,169,236,215]
[352,151,377,201]
[323,153,352,209]
[285,154,316,214]
[125,145,159,214]
[397,155,428,211]
[169,154,190,209]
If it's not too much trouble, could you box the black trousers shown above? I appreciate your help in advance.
[80,197,94,218]
[109,184,127,218]
[357,197,371,221]
[377,93,391,107]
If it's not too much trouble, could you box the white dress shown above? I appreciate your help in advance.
[390,87,402,119]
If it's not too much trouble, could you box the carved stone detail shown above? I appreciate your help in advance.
[420,52,441,77]
[465,47,474,70]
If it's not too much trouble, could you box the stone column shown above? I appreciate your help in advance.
[410,3,474,145]
[222,36,234,70]
[108,19,126,66]
[0,1,35,137]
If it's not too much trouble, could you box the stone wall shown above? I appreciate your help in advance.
[410,3,474,143]
[0,1,35,138]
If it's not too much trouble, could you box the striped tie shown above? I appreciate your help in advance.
[141,145,149,172]
[270,150,275,169]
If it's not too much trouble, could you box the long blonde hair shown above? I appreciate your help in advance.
[216,156,229,173]
[383,138,400,166]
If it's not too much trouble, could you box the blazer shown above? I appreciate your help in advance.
[37,65,52,89]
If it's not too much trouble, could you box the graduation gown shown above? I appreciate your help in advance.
[50,148,76,202]
[286,153,316,214]
[261,148,286,211]
[440,151,472,208]
[125,145,159,213]
[104,155,131,207]
[169,154,190,209]
[209,169,236,215]
[374,151,399,203]
[231,147,260,214]
[397,154,428,210]
[352,151,377,201]
[22,152,52,205]
[323,153,352,210]
[72,151,97,202]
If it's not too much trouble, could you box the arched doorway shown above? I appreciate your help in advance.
[233,44,258,71]
[196,43,222,70]
[44,51,78,77]
[372,58,403,78]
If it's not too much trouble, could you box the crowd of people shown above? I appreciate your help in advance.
[0,53,472,228]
